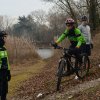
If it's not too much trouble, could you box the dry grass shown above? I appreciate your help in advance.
[4,36,45,99]
[5,36,39,64]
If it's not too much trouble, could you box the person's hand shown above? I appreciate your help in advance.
[7,70,11,81]
[76,46,80,49]
[74,46,80,52]
[51,41,58,49]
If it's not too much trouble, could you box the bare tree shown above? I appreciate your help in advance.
[0,16,4,30]
[47,7,67,36]
[42,0,100,29]
[42,0,76,22]
[0,15,16,33]
[30,10,47,25]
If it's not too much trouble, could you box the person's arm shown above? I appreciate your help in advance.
[75,29,85,48]
[6,51,11,81]
[7,54,10,70]
[0,53,1,69]
[56,30,68,44]
[88,26,92,44]
[78,25,82,32]
[88,26,93,49]
[77,25,84,47]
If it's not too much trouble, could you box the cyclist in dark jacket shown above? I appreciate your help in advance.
[0,31,11,100]
[52,18,86,75]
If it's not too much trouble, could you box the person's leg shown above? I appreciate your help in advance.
[71,45,84,69]
[0,72,2,100]
[86,44,91,56]
[1,94,7,100]
[1,80,8,100]
[64,45,75,75]
[0,70,8,100]
[67,45,74,71]
[0,83,7,100]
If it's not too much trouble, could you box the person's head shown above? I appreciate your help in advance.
[81,15,88,25]
[65,18,75,30]
[0,31,7,47]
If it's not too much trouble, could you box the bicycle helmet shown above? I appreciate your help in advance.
[81,15,88,21]
[65,18,75,24]
[0,31,7,37]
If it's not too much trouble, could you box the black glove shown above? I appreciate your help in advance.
[51,42,58,49]
[90,43,93,49]
[7,70,11,81]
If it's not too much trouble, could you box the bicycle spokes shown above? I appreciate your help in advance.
[76,56,90,79]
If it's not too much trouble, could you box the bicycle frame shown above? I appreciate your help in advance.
[59,47,77,70]
[51,45,90,91]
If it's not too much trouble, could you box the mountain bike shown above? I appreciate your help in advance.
[52,45,90,91]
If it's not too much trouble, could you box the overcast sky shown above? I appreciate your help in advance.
[0,0,53,17]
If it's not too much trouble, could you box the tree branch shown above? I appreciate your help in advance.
[55,1,71,16]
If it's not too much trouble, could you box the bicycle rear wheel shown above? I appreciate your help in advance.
[75,55,90,79]
[57,59,67,91]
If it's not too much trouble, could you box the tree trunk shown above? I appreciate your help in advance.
[64,0,78,26]
[89,0,99,30]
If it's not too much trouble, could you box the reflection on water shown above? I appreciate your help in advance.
[36,48,54,59]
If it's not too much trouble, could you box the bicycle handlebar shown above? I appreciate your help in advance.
[50,41,71,52]
[56,46,69,51]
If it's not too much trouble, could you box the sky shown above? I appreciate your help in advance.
[0,0,53,17]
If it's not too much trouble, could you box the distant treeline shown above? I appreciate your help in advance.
[0,0,100,43]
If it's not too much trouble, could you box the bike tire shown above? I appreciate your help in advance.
[75,55,90,79]
[57,59,66,91]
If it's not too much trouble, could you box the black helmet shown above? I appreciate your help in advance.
[0,31,7,37]
[81,16,88,21]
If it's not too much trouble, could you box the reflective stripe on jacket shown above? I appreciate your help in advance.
[0,47,10,70]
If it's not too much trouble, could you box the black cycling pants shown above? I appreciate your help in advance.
[0,70,8,100]
[67,44,86,70]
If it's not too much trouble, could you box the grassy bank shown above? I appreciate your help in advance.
[8,60,46,99]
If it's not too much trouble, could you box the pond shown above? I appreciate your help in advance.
[36,48,54,59]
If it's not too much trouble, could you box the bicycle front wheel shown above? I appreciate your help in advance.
[76,55,90,79]
[57,59,67,91]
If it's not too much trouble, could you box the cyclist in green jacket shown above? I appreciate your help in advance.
[0,31,11,100]
[52,18,86,75]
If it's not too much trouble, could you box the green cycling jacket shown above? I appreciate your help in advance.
[0,47,10,70]
[56,28,86,47]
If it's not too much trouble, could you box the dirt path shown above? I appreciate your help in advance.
[8,60,46,99]
[42,78,100,100]
[41,33,100,100]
